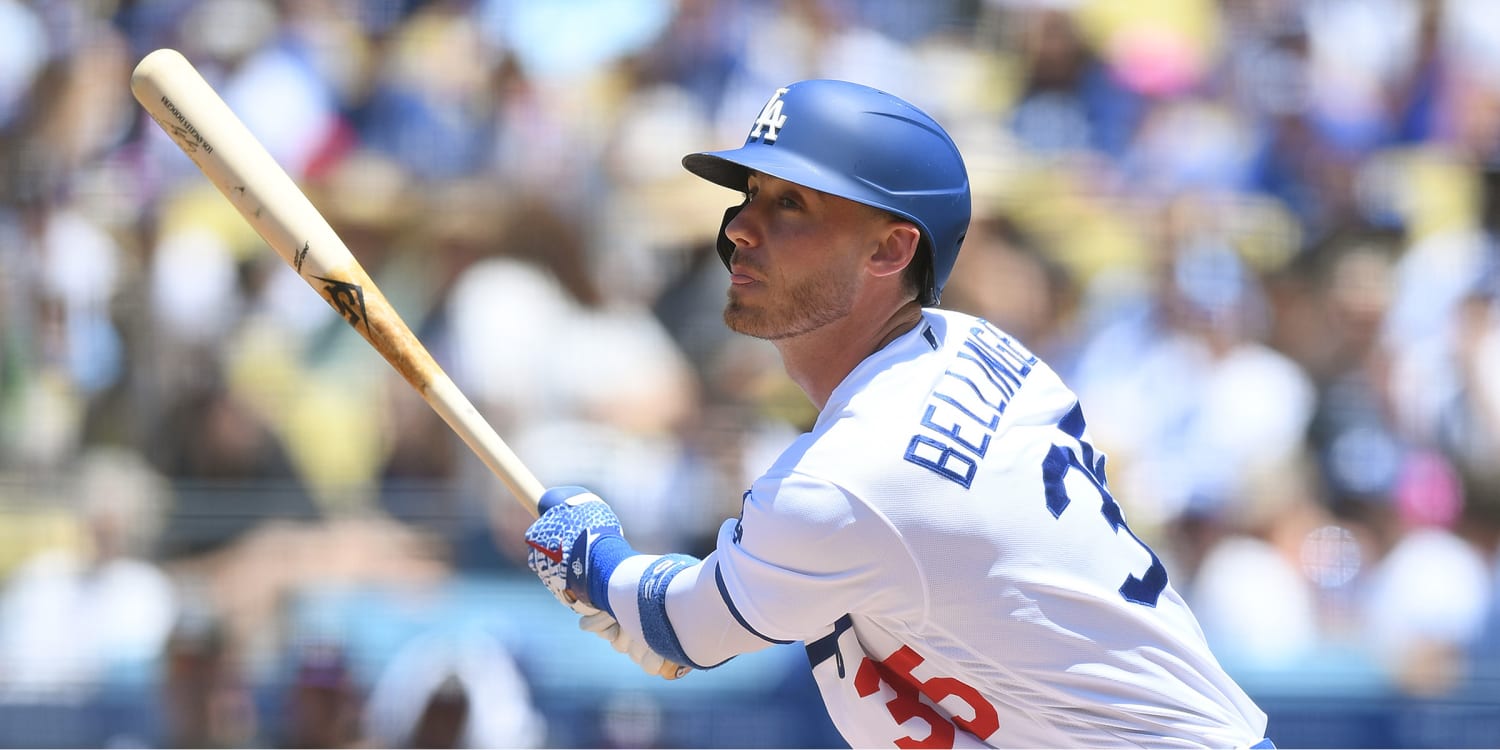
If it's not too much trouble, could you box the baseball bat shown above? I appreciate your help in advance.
[130,48,689,680]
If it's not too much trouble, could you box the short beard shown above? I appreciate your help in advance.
[724,264,858,340]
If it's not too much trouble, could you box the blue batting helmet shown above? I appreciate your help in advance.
[682,79,971,305]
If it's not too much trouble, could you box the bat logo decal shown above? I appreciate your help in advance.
[167,124,198,152]
[157,95,213,153]
[294,242,309,273]
[314,276,368,330]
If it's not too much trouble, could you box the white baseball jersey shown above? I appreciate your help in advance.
[608,309,1268,748]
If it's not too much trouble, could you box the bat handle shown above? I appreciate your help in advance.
[423,375,546,516]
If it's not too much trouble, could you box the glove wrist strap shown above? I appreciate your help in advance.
[585,534,636,617]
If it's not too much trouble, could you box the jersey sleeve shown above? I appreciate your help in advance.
[711,471,926,642]
[606,472,925,669]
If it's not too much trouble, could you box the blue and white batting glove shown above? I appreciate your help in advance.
[525,486,635,615]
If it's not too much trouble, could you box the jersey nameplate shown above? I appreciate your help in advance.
[904,322,1037,488]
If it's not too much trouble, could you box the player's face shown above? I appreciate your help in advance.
[721,173,887,340]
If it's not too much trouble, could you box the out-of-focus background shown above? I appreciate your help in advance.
[1,0,1499,747]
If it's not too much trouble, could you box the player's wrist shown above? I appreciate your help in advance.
[585,533,637,617]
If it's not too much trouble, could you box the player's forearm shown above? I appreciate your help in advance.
[605,554,699,668]
[607,553,772,670]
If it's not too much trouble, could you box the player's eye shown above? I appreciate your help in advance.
[744,178,801,210]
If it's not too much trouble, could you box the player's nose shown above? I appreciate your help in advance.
[723,199,760,253]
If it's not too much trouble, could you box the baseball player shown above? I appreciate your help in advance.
[525,80,1273,748]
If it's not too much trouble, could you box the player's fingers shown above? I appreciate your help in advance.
[628,637,666,675]
[579,612,621,641]
[579,611,614,633]
[641,652,666,675]
[568,601,600,616]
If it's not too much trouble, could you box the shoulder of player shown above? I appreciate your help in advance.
[738,468,920,578]
[745,468,873,527]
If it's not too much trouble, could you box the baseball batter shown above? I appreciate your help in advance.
[525,80,1273,748]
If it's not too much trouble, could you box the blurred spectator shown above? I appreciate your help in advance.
[0,447,176,700]
[710,0,924,142]
[361,626,543,748]
[1225,3,1374,240]
[357,3,496,181]
[941,215,1083,370]
[215,2,348,183]
[145,374,320,559]
[1356,493,1492,696]
[1381,204,1493,454]
[278,640,366,749]
[1269,218,1498,690]
[1004,5,1145,159]
[1188,459,1328,673]
[407,675,470,749]
[1068,198,1316,529]
[625,0,749,116]
[476,0,675,83]
[161,609,261,748]
[0,0,48,134]
[1465,469,1500,677]
[1433,175,1500,475]
[1278,226,1409,512]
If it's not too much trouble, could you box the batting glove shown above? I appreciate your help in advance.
[579,610,679,678]
[525,486,633,615]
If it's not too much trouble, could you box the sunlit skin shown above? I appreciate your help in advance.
[722,171,925,409]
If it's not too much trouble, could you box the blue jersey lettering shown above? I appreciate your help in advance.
[905,322,1037,487]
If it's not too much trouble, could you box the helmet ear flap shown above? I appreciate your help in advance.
[716,202,745,269]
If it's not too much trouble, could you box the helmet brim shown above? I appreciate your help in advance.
[682,147,857,206]
[681,151,751,193]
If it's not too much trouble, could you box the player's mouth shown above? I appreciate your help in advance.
[727,244,765,281]
[728,260,763,285]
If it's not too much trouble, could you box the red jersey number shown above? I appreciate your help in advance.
[854,645,1000,748]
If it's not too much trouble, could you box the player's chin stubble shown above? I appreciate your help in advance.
[723,265,859,341]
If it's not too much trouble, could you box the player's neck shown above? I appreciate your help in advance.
[776,299,924,409]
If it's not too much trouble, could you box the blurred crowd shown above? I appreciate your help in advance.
[3,0,1500,746]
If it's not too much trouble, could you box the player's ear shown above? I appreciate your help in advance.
[867,220,922,281]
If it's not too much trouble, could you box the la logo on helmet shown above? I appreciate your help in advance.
[749,87,790,143]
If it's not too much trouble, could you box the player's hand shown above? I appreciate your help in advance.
[525,486,624,614]
[579,610,689,679]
